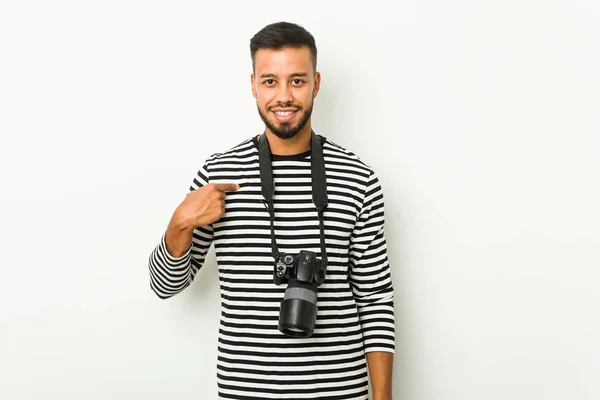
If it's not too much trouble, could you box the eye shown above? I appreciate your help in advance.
[292,79,304,85]
[263,79,275,85]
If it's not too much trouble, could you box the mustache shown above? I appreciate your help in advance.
[268,104,302,111]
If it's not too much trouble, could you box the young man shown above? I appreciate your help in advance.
[148,21,395,399]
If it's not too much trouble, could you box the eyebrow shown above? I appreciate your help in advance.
[259,72,309,79]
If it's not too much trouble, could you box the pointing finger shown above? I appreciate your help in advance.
[212,183,240,192]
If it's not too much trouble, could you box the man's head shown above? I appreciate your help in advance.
[250,22,321,140]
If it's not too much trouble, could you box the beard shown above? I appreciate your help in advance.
[257,100,313,140]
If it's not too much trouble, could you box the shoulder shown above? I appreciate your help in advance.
[321,136,374,177]
[203,136,257,167]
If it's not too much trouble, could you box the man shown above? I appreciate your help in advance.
[148,21,395,399]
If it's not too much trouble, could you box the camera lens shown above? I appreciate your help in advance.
[278,278,318,337]
[284,255,294,265]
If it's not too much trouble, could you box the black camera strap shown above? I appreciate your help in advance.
[258,131,328,269]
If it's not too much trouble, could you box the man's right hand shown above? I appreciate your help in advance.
[165,183,240,257]
[176,183,240,229]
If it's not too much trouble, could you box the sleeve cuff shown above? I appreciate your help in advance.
[161,233,192,264]
[364,344,396,354]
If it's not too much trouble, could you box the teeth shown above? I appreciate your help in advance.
[275,111,293,116]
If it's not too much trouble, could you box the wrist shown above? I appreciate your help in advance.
[372,394,392,400]
[372,388,392,400]
[170,209,196,232]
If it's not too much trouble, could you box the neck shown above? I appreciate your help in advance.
[263,123,312,155]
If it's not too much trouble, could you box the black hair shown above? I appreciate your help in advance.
[250,21,317,73]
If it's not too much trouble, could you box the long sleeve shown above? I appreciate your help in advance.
[348,169,396,353]
[148,163,215,299]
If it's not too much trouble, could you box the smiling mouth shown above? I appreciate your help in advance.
[271,109,298,122]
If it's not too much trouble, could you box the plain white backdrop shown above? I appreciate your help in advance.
[1,0,599,399]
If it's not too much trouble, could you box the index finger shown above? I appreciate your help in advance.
[212,183,240,192]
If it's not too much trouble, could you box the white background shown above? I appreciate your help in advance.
[1,0,599,399]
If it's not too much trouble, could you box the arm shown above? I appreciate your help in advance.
[367,351,394,400]
[348,169,396,398]
[148,163,215,299]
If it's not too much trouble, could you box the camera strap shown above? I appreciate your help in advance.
[258,131,328,269]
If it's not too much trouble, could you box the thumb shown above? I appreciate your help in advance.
[212,183,240,192]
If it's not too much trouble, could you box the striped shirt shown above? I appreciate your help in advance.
[148,134,395,399]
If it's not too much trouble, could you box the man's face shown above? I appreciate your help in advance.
[251,46,320,140]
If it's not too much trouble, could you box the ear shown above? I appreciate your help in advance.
[251,73,257,99]
[313,71,321,98]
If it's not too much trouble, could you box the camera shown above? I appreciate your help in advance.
[274,250,327,337]
[258,130,330,338]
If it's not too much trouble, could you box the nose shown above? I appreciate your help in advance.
[274,82,293,105]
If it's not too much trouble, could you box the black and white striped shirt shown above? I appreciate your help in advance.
[148,134,395,399]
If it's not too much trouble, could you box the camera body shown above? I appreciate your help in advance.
[273,250,327,337]
[274,250,326,286]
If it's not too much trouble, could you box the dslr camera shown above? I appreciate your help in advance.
[274,250,327,337]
